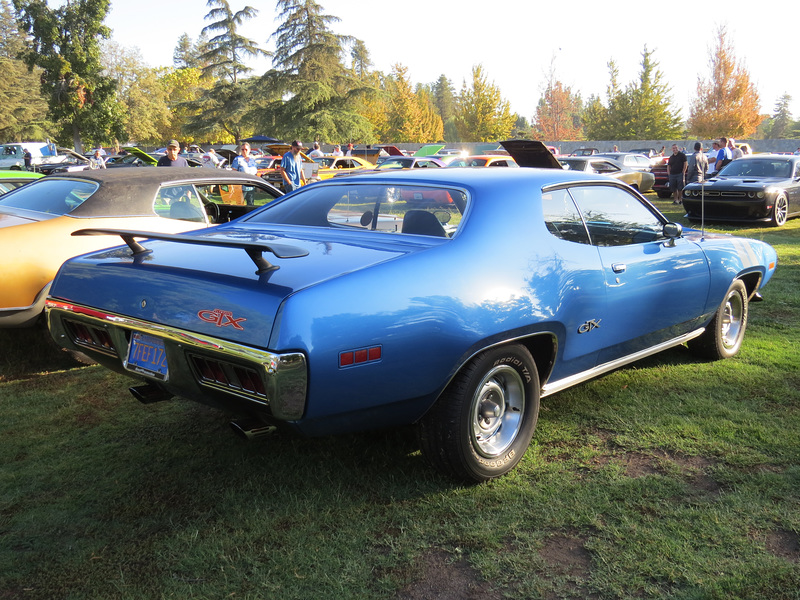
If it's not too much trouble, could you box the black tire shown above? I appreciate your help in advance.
[656,190,672,199]
[418,344,540,483]
[688,280,748,360]
[771,193,788,227]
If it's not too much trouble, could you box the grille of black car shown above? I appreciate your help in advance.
[64,319,118,357]
[187,353,268,401]
[703,190,747,198]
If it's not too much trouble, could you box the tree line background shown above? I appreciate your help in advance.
[1,0,798,153]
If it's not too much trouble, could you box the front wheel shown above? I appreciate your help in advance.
[418,344,540,483]
[688,280,748,360]
[771,193,788,227]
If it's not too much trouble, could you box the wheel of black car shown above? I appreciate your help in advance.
[771,193,788,227]
[688,280,748,360]
[418,344,540,483]
[656,190,672,199]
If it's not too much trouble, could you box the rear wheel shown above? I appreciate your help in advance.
[418,344,540,482]
[688,280,748,360]
[656,190,672,199]
[771,193,788,227]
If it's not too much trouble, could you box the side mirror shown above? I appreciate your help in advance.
[663,222,682,246]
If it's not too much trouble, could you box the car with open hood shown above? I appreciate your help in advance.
[0,168,281,327]
[0,170,42,195]
[682,154,800,226]
[45,148,776,482]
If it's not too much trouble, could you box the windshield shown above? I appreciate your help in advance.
[718,158,793,178]
[245,183,468,237]
[558,159,587,171]
[0,178,98,215]
[313,157,337,167]
[375,158,411,170]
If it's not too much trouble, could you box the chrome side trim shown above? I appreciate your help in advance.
[46,300,307,420]
[541,328,705,397]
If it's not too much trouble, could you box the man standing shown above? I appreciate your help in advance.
[201,148,221,168]
[686,142,708,185]
[715,137,732,172]
[667,144,687,204]
[728,138,744,160]
[331,144,343,156]
[280,140,307,193]
[157,140,189,167]
[23,148,32,171]
[89,149,106,169]
[308,142,324,158]
[232,143,258,205]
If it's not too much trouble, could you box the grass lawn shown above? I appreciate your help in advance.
[1,195,798,599]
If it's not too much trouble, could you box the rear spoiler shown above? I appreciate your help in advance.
[73,228,308,274]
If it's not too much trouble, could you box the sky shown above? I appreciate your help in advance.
[104,0,800,128]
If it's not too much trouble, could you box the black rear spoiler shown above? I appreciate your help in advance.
[73,228,308,274]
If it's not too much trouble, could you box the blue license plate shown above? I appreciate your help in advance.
[125,332,169,380]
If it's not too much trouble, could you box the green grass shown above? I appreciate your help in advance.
[1,195,799,599]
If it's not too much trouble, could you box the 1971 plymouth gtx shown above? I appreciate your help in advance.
[45,159,777,482]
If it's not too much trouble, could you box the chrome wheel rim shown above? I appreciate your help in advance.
[470,365,525,458]
[775,197,788,225]
[721,292,744,350]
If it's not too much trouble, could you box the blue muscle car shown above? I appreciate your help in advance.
[45,160,778,482]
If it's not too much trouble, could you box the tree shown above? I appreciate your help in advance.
[533,65,583,141]
[583,48,681,140]
[13,0,124,151]
[454,64,515,142]
[687,26,762,139]
[0,0,52,140]
[257,0,373,143]
[349,38,371,80]
[102,41,171,145]
[159,66,217,142]
[199,0,266,84]
[764,94,793,139]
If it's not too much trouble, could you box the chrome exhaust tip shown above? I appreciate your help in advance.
[230,419,277,441]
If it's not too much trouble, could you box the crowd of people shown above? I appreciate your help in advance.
[666,137,748,204]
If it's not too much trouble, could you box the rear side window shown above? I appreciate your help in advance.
[0,178,98,215]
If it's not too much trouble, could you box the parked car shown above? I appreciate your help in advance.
[595,152,653,173]
[0,168,282,328]
[0,170,42,195]
[569,147,599,156]
[374,156,446,170]
[682,154,800,226]
[0,142,57,170]
[37,148,92,174]
[446,155,519,168]
[557,156,655,193]
[254,155,282,178]
[45,159,776,482]
[312,155,373,180]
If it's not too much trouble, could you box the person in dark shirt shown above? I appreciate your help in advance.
[667,144,687,204]
[157,140,189,167]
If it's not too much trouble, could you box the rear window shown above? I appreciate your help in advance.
[245,183,468,238]
[0,178,98,215]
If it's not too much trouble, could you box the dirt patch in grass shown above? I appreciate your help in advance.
[765,529,800,563]
[538,530,597,599]
[394,549,503,600]
[617,451,721,494]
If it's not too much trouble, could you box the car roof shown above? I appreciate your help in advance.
[0,169,43,179]
[28,168,276,217]
[313,162,625,190]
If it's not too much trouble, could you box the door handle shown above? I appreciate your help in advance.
[612,263,626,273]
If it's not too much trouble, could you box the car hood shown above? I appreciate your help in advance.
[124,147,159,165]
[499,140,562,169]
[49,225,426,348]
[686,176,785,190]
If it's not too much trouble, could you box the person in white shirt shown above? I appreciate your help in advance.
[331,144,343,156]
[308,142,324,158]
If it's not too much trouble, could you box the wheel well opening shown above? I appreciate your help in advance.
[519,334,556,387]
[738,272,762,300]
